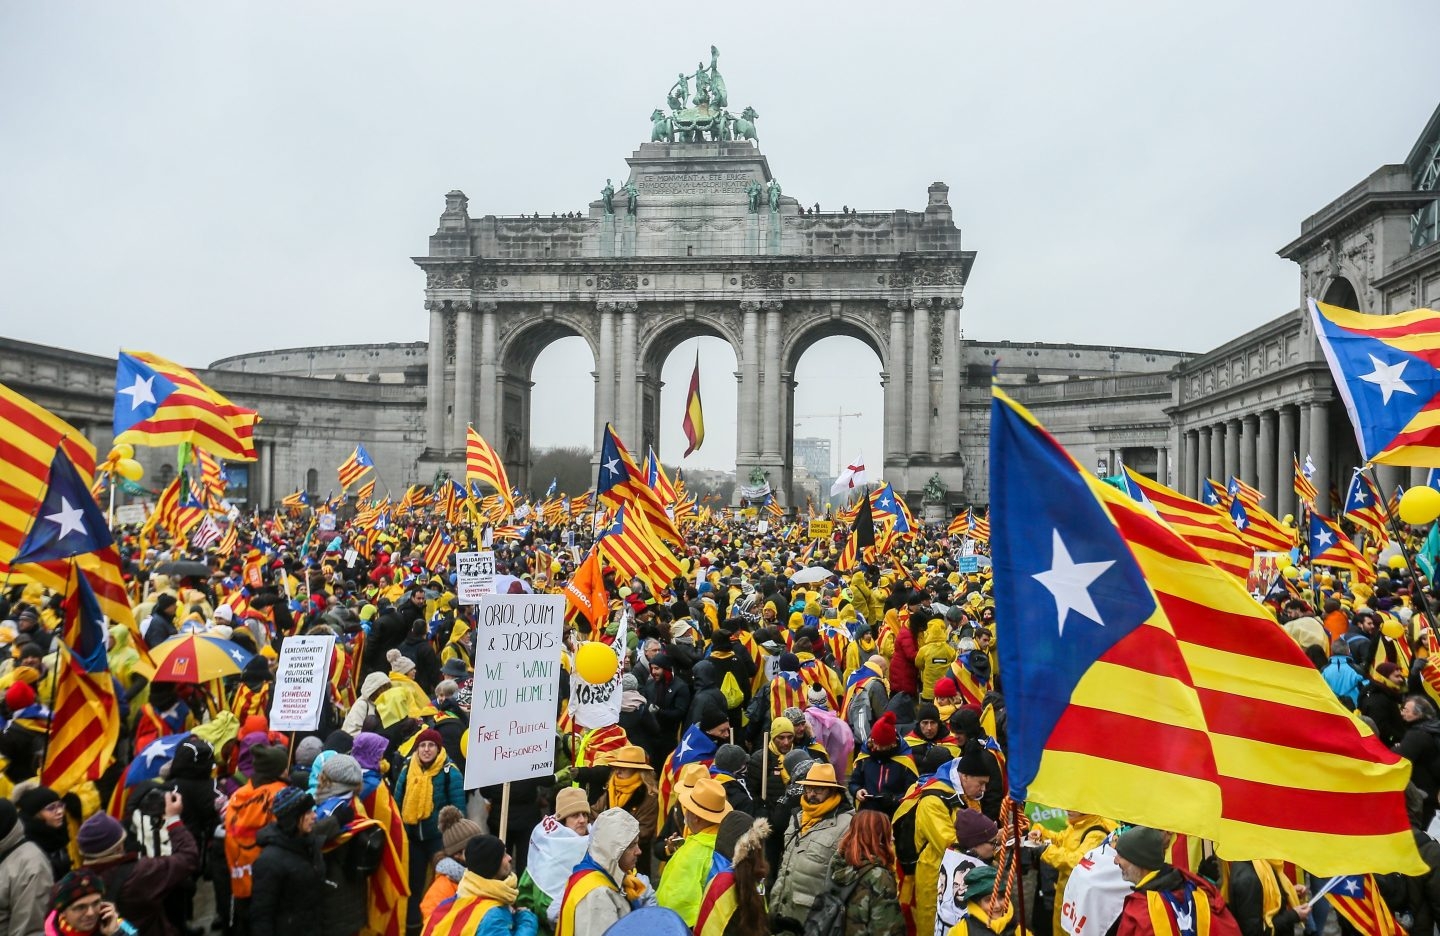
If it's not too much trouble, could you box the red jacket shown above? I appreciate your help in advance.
[890,624,921,697]
[1117,868,1241,936]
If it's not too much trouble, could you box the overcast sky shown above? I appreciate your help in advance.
[3,2,1437,472]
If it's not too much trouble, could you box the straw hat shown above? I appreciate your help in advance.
[679,778,733,824]
[797,762,846,791]
[676,761,710,794]
[605,745,654,771]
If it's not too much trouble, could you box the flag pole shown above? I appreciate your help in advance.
[1366,465,1438,624]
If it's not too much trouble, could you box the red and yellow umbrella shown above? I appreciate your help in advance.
[140,634,256,683]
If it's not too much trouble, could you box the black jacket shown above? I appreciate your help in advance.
[1226,860,1300,936]
[687,660,729,728]
[398,633,441,695]
[250,823,326,936]
[648,669,691,742]
[364,609,408,675]
[1400,721,1440,800]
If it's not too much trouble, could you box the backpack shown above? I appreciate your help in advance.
[802,867,864,936]
[891,785,960,874]
[224,781,283,899]
[720,670,746,711]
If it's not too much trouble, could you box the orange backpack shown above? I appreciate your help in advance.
[223,781,285,899]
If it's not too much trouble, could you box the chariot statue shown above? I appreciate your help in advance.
[653,45,753,145]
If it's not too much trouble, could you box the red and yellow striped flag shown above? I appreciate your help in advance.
[1327,875,1404,936]
[947,509,971,537]
[146,476,205,540]
[682,351,705,457]
[114,350,258,461]
[1293,455,1318,508]
[358,783,410,936]
[354,477,376,505]
[466,427,512,505]
[43,566,120,793]
[1123,468,1252,583]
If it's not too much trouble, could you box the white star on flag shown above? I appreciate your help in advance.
[118,373,157,410]
[45,497,87,539]
[603,458,620,477]
[1341,878,1362,896]
[1359,354,1416,405]
[1031,530,1115,636]
[230,649,245,663]
[1316,527,1334,547]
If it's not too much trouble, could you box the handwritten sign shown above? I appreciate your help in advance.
[268,635,336,732]
[114,504,149,526]
[958,555,979,573]
[455,550,496,605]
[808,519,833,541]
[464,593,564,789]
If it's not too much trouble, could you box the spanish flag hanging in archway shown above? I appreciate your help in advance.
[682,350,704,457]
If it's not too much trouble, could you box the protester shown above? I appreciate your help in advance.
[1111,827,1241,936]
[421,806,487,925]
[1028,810,1117,934]
[771,763,853,930]
[424,834,537,936]
[828,808,904,936]
[78,792,200,936]
[516,786,592,926]
[45,870,127,936]
[0,798,54,936]
[553,807,646,936]
[397,727,466,931]
[250,788,325,936]
[654,778,731,926]
[590,746,658,860]
[15,786,72,882]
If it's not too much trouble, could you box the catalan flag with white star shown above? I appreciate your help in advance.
[990,384,1422,874]
[1309,511,1371,583]
[337,444,374,490]
[113,351,258,461]
[1325,875,1404,936]
[1343,471,1389,541]
[1310,297,1440,467]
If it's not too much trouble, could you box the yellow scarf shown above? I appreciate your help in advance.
[608,771,643,809]
[401,750,445,825]
[800,792,841,834]
[457,870,519,905]
[1220,861,1296,932]
[966,901,1017,936]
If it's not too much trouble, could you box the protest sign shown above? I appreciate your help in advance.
[318,513,336,532]
[269,635,336,732]
[568,613,629,730]
[958,555,979,573]
[465,593,564,789]
[808,519,833,540]
[456,550,496,605]
[114,504,149,526]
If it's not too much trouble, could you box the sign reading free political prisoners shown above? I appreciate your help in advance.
[464,593,564,789]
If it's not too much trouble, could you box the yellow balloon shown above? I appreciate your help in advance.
[575,641,619,685]
[1282,566,1301,580]
[1388,554,1408,571]
[1275,554,1293,571]
[1399,486,1440,525]
[115,458,144,481]
[106,443,134,461]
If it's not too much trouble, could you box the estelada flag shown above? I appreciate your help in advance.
[113,351,258,461]
[990,385,1423,874]
[682,350,705,457]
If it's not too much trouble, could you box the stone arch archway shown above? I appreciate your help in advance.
[636,309,743,459]
[1321,275,1362,312]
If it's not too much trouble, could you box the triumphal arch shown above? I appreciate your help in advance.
[414,48,975,504]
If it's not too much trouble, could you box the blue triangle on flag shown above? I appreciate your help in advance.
[113,352,179,435]
[12,448,114,565]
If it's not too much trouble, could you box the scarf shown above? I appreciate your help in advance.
[400,750,444,825]
[1219,861,1295,932]
[1140,872,1211,936]
[967,900,1016,936]
[607,771,643,809]
[767,740,792,784]
[456,870,519,905]
[800,792,841,834]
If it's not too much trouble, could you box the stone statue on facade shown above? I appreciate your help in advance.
[624,180,639,215]
[767,179,782,212]
[601,179,615,215]
[732,106,759,143]
[668,73,689,111]
[746,179,763,213]
[650,109,671,143]
[654,46,741,145]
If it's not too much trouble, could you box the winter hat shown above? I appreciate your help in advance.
[950,707,982,738]
[699,706,729,733]
[1114,826,1167,871]
[153,594,177,614]
[957,748,989,778]
[933,677,958,699]
[318,754,363,789]
[439,805,484,856]
[386,648,416,676]
[961,864,1000,903]
[242,656,270,681]
[920,747,954,776]
[954,809,1000,850]
[622,673,640,692]
[713,744,748,776]
[352,732,389,771]
[295,736,325,768]
[916,702,941,724]
[778,653,801,673]
[806,685,829,708]
[769,716,796,738]
[713,810,756,861]
[51,869,105,913]
[76,812,126,858]
[869,711,898,749]
[441,658,470,679]
[0,800,15,840]
[783,707,807,727]
[1377,661,1403,680]
[323,729,354,754]
[464,834,508,878]
[250,744,289,784]
[783,750,815,782]
[15,785,60,819]
[455,686,471,708]
[4,682,35,712]
[271,787,315,834]
[555,787,590,823]
[415,728,444,750]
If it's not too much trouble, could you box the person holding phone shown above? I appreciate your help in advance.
[46,869,130,936]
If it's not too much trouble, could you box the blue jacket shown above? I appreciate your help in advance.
[396,759,466,840]
[1322,656,1367,707]
[477,905,538,936]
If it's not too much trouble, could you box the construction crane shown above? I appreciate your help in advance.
[795,408,863,475]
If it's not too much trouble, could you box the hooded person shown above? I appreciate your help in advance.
[424,834,537,936]
[1111,827,1241,936]
[421,806,487,924]
[516,787,593,926]
[350,731,389,798]
[617,674,663,761]
[696,811,771,936]
[287,734,325,791]
[250,788,327,936]
[655,778,733,926]
[231,655,273,723]
[768,653,809,721]
[803,690,856,771]
[222,743,289,929]
[554,808,650,936]
[0,797,54,936]
[386,648,432,717]
[16,785,71,881]
[79,791,199,936]
[343,671,393,736]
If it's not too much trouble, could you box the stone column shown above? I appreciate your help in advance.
[1210,423,1226,483]
[1276,405,1297,517]
[910,299,932,458]
[452,301,475,445]
[885,301,908,462]
[1308,401,1330,511]
[477,302,498,443]
[1223,418,1241,481]
[739,302,761,466]
[1156,446,1169,487]
[1195,427,1211,499]
[595,303,615,448]
[618,304,638,444]
[762,302,783,460]
[425,301,446,451]
[939,298,963,456]
[1256,410,1277,502]
[256,440,272,508]
[1239,415,1257,487]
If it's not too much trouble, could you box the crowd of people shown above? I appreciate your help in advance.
[1,491,1439,936]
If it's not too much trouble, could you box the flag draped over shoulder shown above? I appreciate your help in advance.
[113,350,258,460]
[682,351,705,457]
[989,385,1423,874]
[1309,298,1440,467]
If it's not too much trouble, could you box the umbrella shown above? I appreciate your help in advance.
[604,908,689,936]
[789,566,833,584]
[492,573,531,594]
[152,560,213,578]
[143,634,255,683]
